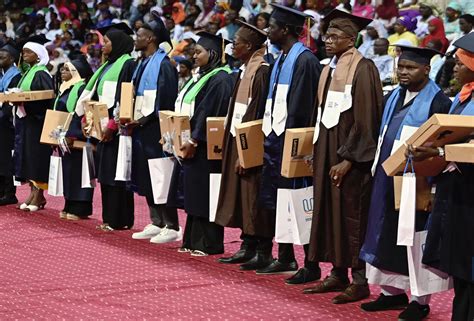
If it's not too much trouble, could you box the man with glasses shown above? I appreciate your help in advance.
[304,9,383,304]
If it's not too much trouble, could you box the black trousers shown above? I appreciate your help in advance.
[63,199,93,217]
[0,175,16,198]
[146,196,179,230]
[452,277,474,321]
[101,184,134,229]
[182,215,224,255]
[278,243,320,271]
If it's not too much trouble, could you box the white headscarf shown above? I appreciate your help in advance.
[23,42,50,66]
[59,62,83,94]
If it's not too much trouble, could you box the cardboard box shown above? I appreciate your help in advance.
[445,141,474,163]
[119,82,134,122]
[281,128,314,178]
[0,90,55,102]
[159,111,191,158]
[393,176,432,210]
[206,117,226,160]
[84,101,109,140]
[235,119,264,169]
[382,114,474,176]
[40,110,73,145]
[71,140,96,151]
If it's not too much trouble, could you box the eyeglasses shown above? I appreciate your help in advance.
[322,34,352,43]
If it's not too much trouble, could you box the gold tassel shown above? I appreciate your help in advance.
[306,17,311,47]
[221,37,226,65]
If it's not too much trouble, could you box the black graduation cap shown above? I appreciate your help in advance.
[197,31,231,54]
[270,3,310,27]
[0,42,21,61]
[21,34,49,46]
[96,22,134,36]
[396,45,441,65]
[322,9,372,35]
[452,32,474,53]
[70,55,94,80]
[236,19,267,44]
[149,10,173,48]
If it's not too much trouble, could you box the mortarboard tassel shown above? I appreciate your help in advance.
[306,17,311,47]
[221,37,226,64]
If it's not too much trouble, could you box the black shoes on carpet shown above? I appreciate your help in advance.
[256,260,298,275]
[285,267,321,285]
[361,294,430,320]
[218,249,256,264]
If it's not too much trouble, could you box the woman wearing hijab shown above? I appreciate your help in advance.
[375,0,398,29]
[444,2,462,42]
[421,18,449,54]
[387,16,418,56]
[54,56,94,220]
[14,38,55,212]
[75,23,136,231]
[194,0,216,30]
[172,2,186,25]
[168,32,234,256]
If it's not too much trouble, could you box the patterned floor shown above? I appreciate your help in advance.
[0,185,453,320]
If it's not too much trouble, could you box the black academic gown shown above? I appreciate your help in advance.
[179,70,235,218]
[360,90,451,275]
[54,85,94,204]
[0,73,21,178]
[96,59,137,186]
[14,70,54,183]
[130,57,178,199]
[258,50,321,211]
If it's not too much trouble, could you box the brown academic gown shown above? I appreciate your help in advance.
[308,59,383,269]
[214,64,271,237]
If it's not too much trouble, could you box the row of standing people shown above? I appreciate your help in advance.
[0,6,473,321]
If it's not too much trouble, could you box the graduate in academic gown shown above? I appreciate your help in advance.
[170,32,234,256]
[0,43,21,206]
[256,4,322,284]
[128,15,181,243]
[304,10,383,303]
[75,23,136,231]
[359,46,451,320]
[14,37,54,212]
[214,21,271,266]
[413,33,474,321]
[53,57,94,220]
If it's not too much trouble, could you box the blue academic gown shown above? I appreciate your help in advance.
[360,90,451,275]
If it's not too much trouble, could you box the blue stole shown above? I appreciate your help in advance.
[132,49,167,95]
[380,80,440,140]
[449,94,474,115]
[267,42,308,100]
[0,66,20,92]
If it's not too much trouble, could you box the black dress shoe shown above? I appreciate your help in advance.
[0,196,18,206]
[218,249,256,264]
[240,252,273,271]
[255,260,298,275]
[398,302,430,321]
[285,267,321,285]
[361,293,409,312]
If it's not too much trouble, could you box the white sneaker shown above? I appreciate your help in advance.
[150,226,183,244]
[132,224,162,239]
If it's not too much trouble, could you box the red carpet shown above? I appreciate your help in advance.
[0,185,453,320]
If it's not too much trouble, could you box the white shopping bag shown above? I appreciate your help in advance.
[209,173,222,222]
[115,135,132,181]
[288,186,314,245]
[407,231,453,296]
[48,155,63,196]
[81,142,96,188]
[397,158,417,246]
[148,157,174,204]
[275,189,294,244]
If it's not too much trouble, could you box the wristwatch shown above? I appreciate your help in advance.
[437,147,445,158]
